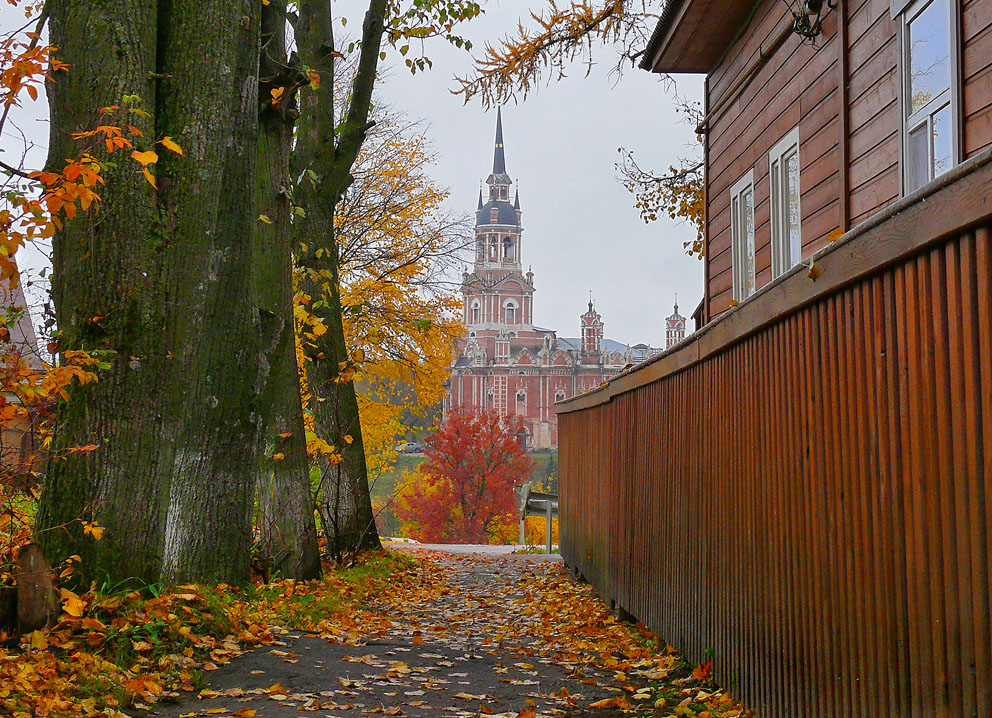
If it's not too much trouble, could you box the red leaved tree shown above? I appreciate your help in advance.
[396,412,533,543]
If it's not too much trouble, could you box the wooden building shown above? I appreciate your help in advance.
[640,0,992,323]
[556,1,992,716]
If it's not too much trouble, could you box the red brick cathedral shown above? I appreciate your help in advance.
[444,111,682,449]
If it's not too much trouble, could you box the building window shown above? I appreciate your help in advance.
[555,389,566,402]
[900,0,957,191]
[769,127,802,278]
[504,300,517,323]
[471,300,480,324]
[503,236,513,260]
[730,170,756,302]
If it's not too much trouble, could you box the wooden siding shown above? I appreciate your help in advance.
[558,149,992,718]
[964,0,992,155]
[703,0,992,320]
[706,0,844,317]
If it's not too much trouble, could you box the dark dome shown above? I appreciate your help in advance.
[476,199,519,226]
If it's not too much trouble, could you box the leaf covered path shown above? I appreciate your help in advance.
[155,548,748,718]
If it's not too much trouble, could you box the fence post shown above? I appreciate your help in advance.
[545,500,553,554]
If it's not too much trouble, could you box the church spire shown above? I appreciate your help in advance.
[493,106,506,174]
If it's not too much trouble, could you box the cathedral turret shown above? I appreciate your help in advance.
[474,109,523,272]
[665,295,687,348]
[580,295,604,363]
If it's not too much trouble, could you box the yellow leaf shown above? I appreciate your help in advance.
[259,214,273,224]
[61,588,86,617]
[25,630,48,650]
[272,453,285,460]
[343,435,353,445]
[827,227,844,242]
[142,167,158,189]
[160,136,184,155]
[232,710,257,718]
[131,149,158,166]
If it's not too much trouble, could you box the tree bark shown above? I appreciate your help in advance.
[293,0,388,557]
[253,0,321,581]
[156,0,264,585]
[38,0,270,586]
[36,0,170,586]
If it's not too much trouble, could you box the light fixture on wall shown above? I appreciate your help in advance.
[784,0,838,43]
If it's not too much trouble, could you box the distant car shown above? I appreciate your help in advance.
[405,442,423,453]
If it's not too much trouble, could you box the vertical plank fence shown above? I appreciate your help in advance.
[557,149,992,718]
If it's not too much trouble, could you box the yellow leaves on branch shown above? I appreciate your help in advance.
[131,149,158,166]
[160,135,184,155]
[452,0,632,105]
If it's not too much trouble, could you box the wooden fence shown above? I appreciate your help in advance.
[556,148,992,718]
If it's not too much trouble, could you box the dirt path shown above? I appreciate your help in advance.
[154,549,632,718]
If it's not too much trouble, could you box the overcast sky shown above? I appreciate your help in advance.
[376,1,704,345]
[1,1,704,347]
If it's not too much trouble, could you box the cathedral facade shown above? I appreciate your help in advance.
[444,111,683,449]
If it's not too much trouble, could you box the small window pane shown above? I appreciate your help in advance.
[785,150,801,263]
[742,188,755,297]
[908,0,950,116]
[907,122,929,190]
[932,103,953,178]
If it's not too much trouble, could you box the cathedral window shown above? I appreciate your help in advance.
[555,389,566,402]
[504,299,518,323]
[490,238,498,259]
[471,300,480,324]
[503,236,514,260]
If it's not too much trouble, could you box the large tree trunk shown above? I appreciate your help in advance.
[38,0,269,586]
[253,0,321,581]
[35,0,170,586]
[293,0,387,557]
[157,0,264,585]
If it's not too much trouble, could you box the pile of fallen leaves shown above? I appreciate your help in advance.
[510,564,748,717]
[0,551,431,718]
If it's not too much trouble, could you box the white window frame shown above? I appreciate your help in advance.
[769,127,802,278]
[897,0,961,193]
[470,300,480,324]
[730,170,756,302]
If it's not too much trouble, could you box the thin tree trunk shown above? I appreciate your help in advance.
[35,0,169,586]
[253,0,321,581]
[293,0,388,557]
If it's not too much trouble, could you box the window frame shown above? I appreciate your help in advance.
[768,127,802,278]
[897,0,962,193]
[729,169,756,303]
[504,298,518,324]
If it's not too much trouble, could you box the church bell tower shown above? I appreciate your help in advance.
[463,108,533,330]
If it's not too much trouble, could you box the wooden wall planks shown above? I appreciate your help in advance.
[559,152,992,718]
[703,0,992,318]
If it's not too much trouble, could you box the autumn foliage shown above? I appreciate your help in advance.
[395,412,532,543]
